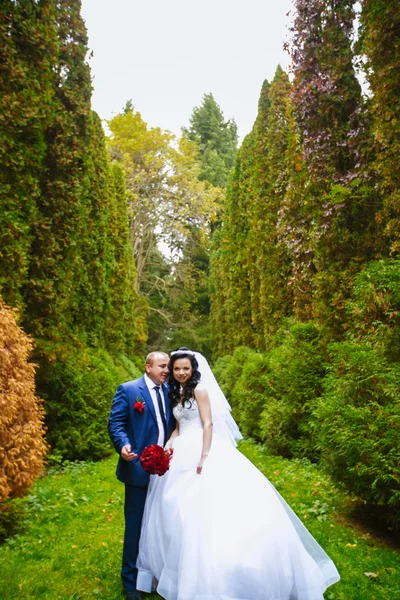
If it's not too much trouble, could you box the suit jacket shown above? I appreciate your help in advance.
[108,376,175,487]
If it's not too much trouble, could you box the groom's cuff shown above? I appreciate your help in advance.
[117,437,130,453]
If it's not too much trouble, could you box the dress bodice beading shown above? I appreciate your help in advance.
[173,400,203,436]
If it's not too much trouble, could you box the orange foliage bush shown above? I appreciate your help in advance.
[0,299,47,502]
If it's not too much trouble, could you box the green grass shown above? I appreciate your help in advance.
[0,441,399,599]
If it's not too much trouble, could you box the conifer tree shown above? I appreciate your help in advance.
[75,111,111,346]
[104,162,147,354]
[0,0,56,308]
[249,68,293,343]
[0,1,143,461]
[210,68,293,354]
[179,94,238,356]
[24,0,93,340]
[359,0,400,253]
[183,93,238,188]
[283,0,379,333]
[217,133,258,354]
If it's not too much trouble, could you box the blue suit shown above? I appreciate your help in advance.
[108,376,175,593]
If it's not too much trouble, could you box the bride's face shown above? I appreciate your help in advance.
[173,358,193,386]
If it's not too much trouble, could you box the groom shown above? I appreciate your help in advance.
[108,351,175,600]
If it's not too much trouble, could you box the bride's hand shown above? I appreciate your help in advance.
[196,454,208,474]
[164,439,173,451]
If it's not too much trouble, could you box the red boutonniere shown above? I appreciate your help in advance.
[134,399,145,413]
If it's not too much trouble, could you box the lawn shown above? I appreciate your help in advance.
[0,441,399,599]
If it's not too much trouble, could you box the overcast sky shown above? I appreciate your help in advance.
[80,0,294,141]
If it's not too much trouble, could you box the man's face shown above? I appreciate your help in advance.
[145,354,169,386]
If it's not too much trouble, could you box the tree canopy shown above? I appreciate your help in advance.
[182,93,238,188]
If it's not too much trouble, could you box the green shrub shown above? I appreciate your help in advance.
[313,341,400,518]
[0,499,26,544]
[346,258,400,360]
[168,321,213,364]
[231,352,271,440]
[212,346,257,415]
[35,341,141,461]
[259,322,326,458]
[213,330,326,453]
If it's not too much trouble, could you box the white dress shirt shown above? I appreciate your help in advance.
[144,373,167,446]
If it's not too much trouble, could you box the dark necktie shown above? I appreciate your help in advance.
[154,386,167,443]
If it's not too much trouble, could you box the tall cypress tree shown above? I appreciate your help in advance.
[221,133,258,353]
[284,0,379,333]
[210,68,293,355]
[75,111,110,346]
[0,0,143,460]
[0,0,56,308]
[104,162,147,355]
[250,68,293,344]
[24,0,93,340]
[359,0,400,253]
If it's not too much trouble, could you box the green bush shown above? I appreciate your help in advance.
[168,320,213,364]
[0,500,25,544]
[212,346,258,415]
[35,341,141,461]
[259,322,326,458]
[313,341,400,518]
[346,258,400,360]
[213,330,326,453]
[230,352,271,440]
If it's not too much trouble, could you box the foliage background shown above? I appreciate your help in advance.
[1,0,400,537]
[0,0,144,470]
[210,0,400,530]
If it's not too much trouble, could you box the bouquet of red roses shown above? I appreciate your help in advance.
[140,444,173,476]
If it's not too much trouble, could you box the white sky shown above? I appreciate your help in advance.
[80,0,294,141]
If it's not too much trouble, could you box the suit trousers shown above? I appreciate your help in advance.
[122,484,148,592]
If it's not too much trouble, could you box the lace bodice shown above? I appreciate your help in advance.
[173,400,203,436]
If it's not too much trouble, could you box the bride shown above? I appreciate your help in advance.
[137,348,340,600]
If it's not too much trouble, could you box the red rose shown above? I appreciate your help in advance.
[140,444,173,476]
[134,400,145,413]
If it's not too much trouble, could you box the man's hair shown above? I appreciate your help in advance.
[145,351,169,367]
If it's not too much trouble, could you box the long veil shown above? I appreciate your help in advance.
[192,352,243,446]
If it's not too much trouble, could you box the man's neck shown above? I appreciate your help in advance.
[144,372,161,388]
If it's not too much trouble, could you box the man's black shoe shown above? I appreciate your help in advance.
[126,591,142,600]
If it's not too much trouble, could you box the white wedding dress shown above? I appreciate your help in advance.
[137,399,340,600]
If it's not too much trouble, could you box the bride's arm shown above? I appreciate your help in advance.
[195,388,213,474]
[165,422,180,450]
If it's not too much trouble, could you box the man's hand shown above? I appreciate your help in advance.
[121,444,137,462]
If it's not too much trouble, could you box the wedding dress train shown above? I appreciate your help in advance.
[137,400,339,600]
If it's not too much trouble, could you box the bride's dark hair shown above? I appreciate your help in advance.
[168,347,201,408]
